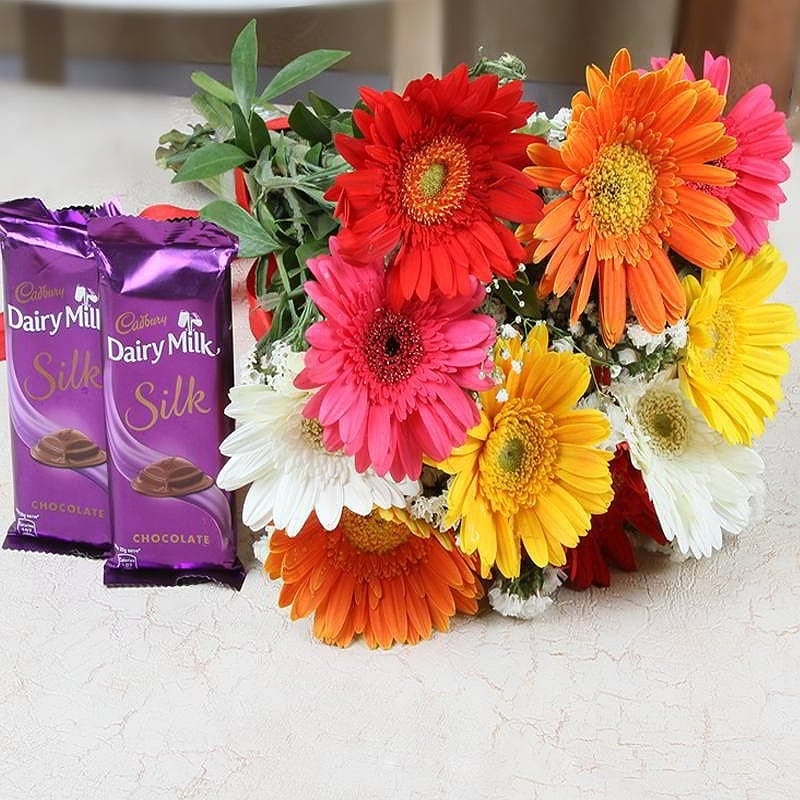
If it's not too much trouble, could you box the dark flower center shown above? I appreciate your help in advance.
[364,310,424,384]
[385,334,401,357]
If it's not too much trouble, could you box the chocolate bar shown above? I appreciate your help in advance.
[89,216,244,588]
[0,198,118,557]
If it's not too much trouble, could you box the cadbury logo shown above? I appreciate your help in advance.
[115,311,168,335]
[13,282,65,304]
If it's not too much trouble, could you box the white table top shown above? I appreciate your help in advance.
[0,82,798,800]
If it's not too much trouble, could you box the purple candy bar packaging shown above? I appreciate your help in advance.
[89,216,244,589]
[0,198,119,557]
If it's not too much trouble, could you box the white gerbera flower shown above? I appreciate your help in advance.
[217,348,419,536]
[611,374,764,558]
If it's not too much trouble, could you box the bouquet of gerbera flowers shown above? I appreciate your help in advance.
[157,22,797,647]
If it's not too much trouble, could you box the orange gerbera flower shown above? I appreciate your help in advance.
[266,507,482,648]
[520,49,737,345]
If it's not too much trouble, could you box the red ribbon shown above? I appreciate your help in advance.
[246,254,278,340]
[138,204,201,220]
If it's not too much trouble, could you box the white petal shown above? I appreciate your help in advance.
[271,472,311,531]
[241,472,280,531]
[315,481,345,530]
[284,479,318,536]
[342,474,374,516]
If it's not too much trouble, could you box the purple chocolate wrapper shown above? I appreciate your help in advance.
[0,198,119,557]
[89,216,244,589]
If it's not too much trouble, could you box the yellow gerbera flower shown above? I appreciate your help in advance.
[436,326,614,578]
[680,244,798,445]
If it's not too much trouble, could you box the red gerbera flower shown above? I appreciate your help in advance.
[325,64,544,307]
[565,445,667,590]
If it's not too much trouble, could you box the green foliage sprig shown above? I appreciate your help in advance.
[156,20,352,346]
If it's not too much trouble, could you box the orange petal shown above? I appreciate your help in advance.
[627,259,667,333]
[598,259,627,345]
[571,247,598,321]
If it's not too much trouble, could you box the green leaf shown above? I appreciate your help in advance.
[253,202,279,239]
[231,104,255,156]
[329,112,355,137]
[296,238,330,268]
[172,142,251,183]
[258,49,349,103]
[495,278,542,319]
[259,292,282,311]
[288,102,331,145]
[249,112,271,157]
[307,91,340,121]
[270,132,290,175]
[190,92,233,134]
[304,142,324,165]
[190,71,236,105]
[231,19,258,112]
[201,200,281,258]
[308,213,338,241]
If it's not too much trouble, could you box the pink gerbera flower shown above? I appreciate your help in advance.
[651,51,792,254]
[295,237,496,481]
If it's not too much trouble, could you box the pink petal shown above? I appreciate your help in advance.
[319,377,359,424]
[702,51,730,96]
[367,403,393,473]
[339,387,369,444]
[727,85,775,125]
[736,156,791,183]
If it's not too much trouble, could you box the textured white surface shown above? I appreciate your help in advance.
[0,83,798,800]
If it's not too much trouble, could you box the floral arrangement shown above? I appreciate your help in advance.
[157,23,797,647]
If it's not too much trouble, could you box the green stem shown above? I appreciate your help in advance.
[273,256,298,323]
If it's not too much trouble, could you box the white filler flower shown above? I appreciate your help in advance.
[612,374,764,558]
[217,346,419,535]
[488,568,564,620]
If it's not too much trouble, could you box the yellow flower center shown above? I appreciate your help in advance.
[401,135,471,225]
[301,417,325,449]
[479,398,558,515]
[697,302,739,383]
[585,143,657,236]
[341,509,412,554]
[636,389,689,457]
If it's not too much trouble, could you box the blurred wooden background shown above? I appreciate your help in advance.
[0,0,797,123]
